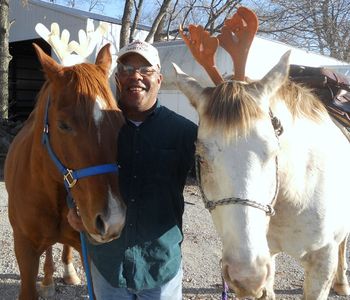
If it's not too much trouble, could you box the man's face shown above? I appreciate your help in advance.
[116,53,162,118]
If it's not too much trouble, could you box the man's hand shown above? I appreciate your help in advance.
[67,207,85,232]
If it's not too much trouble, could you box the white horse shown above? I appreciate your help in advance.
[173,51,350,299]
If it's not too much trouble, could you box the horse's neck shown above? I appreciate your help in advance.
[278,113,350,199]
[20,90,53,166]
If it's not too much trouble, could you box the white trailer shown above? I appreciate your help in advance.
[155,38,350,124]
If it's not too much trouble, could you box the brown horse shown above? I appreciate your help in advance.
[5,43,126,300]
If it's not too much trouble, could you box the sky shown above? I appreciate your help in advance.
[39,0,155,21]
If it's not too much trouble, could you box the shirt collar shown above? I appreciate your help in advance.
[123,100,162,126]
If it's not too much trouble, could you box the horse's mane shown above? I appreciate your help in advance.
[70,63,118,110]
[33,63,122,131]
[277,81,327,121]
[203,81,264,138]
[203,79,328,139]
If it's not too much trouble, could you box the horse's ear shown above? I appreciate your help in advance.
[259,50,291,109]
[32,43,63,81]
[95,43,112,75]
[260,50,291,96]
[172,62,206,109]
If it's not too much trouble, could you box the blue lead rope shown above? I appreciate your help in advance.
[221,280,228,300]
[220,258,229,300]
[80,232,95,299]
[42,97,119,300]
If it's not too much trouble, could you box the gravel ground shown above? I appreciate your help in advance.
[0,179,349,300]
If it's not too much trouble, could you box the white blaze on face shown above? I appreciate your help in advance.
[105,187,126,229]
[89,186,126,243]
[94,96,106,142]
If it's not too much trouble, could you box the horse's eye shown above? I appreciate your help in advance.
[58,121,72,132]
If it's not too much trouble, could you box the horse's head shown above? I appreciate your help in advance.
[174,51,291,297]
[33,43,126,244]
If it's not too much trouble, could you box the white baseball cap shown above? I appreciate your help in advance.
[117,40,161,69]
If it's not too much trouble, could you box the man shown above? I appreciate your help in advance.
[68,40,197,300]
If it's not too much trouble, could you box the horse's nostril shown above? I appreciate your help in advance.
[95,214,106,236]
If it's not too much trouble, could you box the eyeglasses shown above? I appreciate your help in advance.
[116,63,158,77]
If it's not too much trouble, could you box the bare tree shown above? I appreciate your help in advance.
[200,0,241,33]
[147,0,242,41]
[67,0,75,7]
[137,0,349,61]
[251,0,350,62]
[0,0,11,120]
[66,0,106,12]
[145,0,172,42]
[130,0,144,42]
[120,0,133,48]
[120,0,243,43]
[118,0,172,45]
[86,0,106,12]
[154,13,167,41]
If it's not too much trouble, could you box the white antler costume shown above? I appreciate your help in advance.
[35,20,109,66]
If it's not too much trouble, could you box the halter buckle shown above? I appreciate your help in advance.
[266,204,275,216]
[43,124,49,134]
[64,169,77,188]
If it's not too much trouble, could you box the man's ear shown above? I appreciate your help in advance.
[157,73,163,85]
[115,74,121,96]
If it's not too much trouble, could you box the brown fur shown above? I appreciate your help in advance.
[5,45,124,300]
[34,63,120,131]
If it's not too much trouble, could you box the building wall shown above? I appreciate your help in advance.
[158,90,199,124]
[155,38,350,124]
[10,0,87,43]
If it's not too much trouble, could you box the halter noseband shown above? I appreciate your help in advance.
[196,110,283,216]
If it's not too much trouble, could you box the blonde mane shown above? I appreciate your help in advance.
[203,79,328,139]
[276,80,328,121]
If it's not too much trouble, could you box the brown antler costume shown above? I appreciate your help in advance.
[180,6,258,84]
[180,24,224,85]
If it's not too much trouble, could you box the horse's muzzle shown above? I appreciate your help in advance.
[88,212,126,244]
[222,262,268,298]
[80,200,126,245]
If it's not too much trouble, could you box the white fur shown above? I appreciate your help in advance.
[93,96,106,143]
[175,51,350,299]
[94,96,105,122]
[89,187,126,243]
[63,262,81,285]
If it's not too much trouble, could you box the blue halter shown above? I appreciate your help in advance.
[41,96,119,202]
[42,96,119,300]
